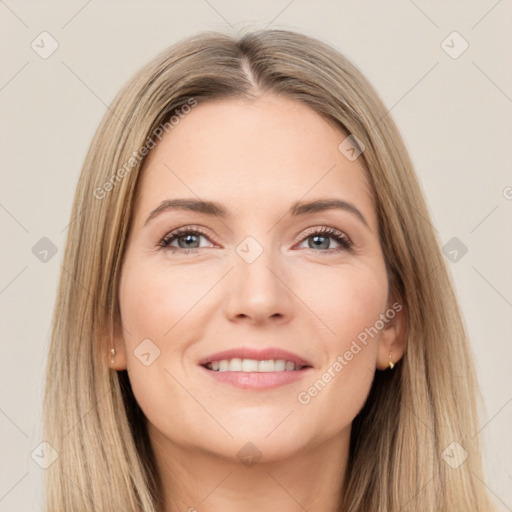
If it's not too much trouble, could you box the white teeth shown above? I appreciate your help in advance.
[205,358,304,372]
[274,359,286,371]
[258,360,275,372]
[229,358,243,371]
[242,359,258,372]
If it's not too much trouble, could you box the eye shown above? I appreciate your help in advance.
[158,225,353,255]
[296,227,353,253]
[159,226,215,254]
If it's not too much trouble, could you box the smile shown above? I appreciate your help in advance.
[198,347,313,390]
[203,358,308,372]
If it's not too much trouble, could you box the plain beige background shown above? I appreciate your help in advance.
[1,1,511,510]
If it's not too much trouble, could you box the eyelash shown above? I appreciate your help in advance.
[158,225,353,255]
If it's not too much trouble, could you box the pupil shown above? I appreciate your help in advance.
[180,234,199,249]
[311,235,328,249]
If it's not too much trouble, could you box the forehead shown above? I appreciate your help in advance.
[136,95,375,224]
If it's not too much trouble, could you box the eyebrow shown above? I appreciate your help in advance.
[144,198,369,228]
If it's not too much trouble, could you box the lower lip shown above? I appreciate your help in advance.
[199,365,313,390]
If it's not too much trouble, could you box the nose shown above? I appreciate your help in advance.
[222,247,294,325]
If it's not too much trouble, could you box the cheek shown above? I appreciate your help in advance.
[304,261,388,354]
[119,264,205,396]
[293,264,387,434]
[120,260,215,343]
[117,262,211,443]
[332,273,387,348]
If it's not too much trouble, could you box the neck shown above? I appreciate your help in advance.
[149,426,350,512]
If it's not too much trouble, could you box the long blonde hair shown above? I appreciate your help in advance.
[44,29,492,511]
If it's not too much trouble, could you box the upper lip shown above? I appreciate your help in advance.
[198,347,313,367]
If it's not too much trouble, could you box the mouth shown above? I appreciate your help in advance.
[198,347,313,389]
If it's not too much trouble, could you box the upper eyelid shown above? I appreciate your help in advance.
[161,225,215,241]
[299,225,350,240]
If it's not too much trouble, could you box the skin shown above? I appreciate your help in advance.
[109,94,406,512]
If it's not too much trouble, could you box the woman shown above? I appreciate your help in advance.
[44,29,492,511]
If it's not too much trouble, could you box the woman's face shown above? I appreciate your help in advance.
[113,94,404,462]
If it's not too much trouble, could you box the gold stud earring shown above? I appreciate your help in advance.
[110,348,116,365]
[388,351,395,370]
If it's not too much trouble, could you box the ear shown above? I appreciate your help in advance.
[102,316,128,371]
[375,292,407,371]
